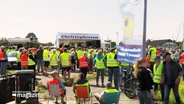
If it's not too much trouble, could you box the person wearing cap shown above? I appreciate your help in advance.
[47,71,66,104]
[153,56,164,102]
[94,81,118,103]
[0,46,7,76]
[161,52,183,104]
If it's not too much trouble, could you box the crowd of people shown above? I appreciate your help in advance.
[0,44,184,104]
[136,46,184,104]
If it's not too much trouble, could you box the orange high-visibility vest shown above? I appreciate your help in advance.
[180,53,184,65]
[47,79,64,96]
[0,50,6,60]
[79,55,88,68]
[20,53,28,66]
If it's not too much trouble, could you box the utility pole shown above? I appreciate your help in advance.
[143,0,147,57]
[183,22,184,50]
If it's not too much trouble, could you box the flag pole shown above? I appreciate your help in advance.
[143,0,147,57]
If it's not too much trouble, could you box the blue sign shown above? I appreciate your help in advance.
[117,44,142,64]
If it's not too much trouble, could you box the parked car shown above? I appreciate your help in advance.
[7,51,17,69]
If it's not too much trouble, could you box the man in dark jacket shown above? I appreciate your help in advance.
[161,52,183,104]
[35,45,44,74]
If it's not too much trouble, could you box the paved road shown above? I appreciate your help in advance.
[36,72,139,104]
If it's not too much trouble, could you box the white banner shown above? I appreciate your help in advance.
[57,32,100,40]
[118,0,145,64]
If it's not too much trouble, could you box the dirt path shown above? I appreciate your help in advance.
[37,72,138,104]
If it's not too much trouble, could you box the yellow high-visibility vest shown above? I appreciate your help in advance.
[61,52,70,67]
[106,52,118,67]
[153,63,163,84]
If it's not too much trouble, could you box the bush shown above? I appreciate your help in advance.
[35,82,47,93]
[61,77,75,86]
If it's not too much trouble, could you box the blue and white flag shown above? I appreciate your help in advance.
[117,0,145,64]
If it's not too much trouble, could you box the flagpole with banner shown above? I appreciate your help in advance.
[143,0,147,57]
[118,0,146,64]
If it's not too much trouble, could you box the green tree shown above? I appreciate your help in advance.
[0,37,8,46]
[26,33,38,42]
[45,42,53,46]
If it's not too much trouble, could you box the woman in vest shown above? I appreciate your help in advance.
[28,48,36,70]
[79,52,88,78]
[20,49,28,70]
[27,48,36,88]
[49,49,59,71]
[73,73,91,103]
[93,50,106,87]
[134,58,154,104]
[153,56,164,102]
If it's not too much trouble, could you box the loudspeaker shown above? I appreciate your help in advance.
[0,76,16,104]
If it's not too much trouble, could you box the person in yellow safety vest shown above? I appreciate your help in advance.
[74,43,78,48]
[43,46,50,76]
[120,62,130,79]
[153,56,164,102]
[94,81,119,103]
[16,48,23,70]
[73,73,91,103]
[6,47,11,55]
[50,49,59,71]
[149,46,157,72]
[76,47,83,68]
[106,48,120,90]
[59,49,71,80]
[28,48,36,70]
[28,48,36,89]
[93,50,106,87]
[56,48,61,58]
[77,47,83,59]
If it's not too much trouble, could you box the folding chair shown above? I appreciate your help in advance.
[47,80,65,104]
[102,91,121,104]
[75,85,93,104]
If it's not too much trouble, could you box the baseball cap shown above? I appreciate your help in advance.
[163,52,171,58]
[154,56,160,60]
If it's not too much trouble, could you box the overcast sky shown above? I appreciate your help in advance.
[0,0,184,43]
